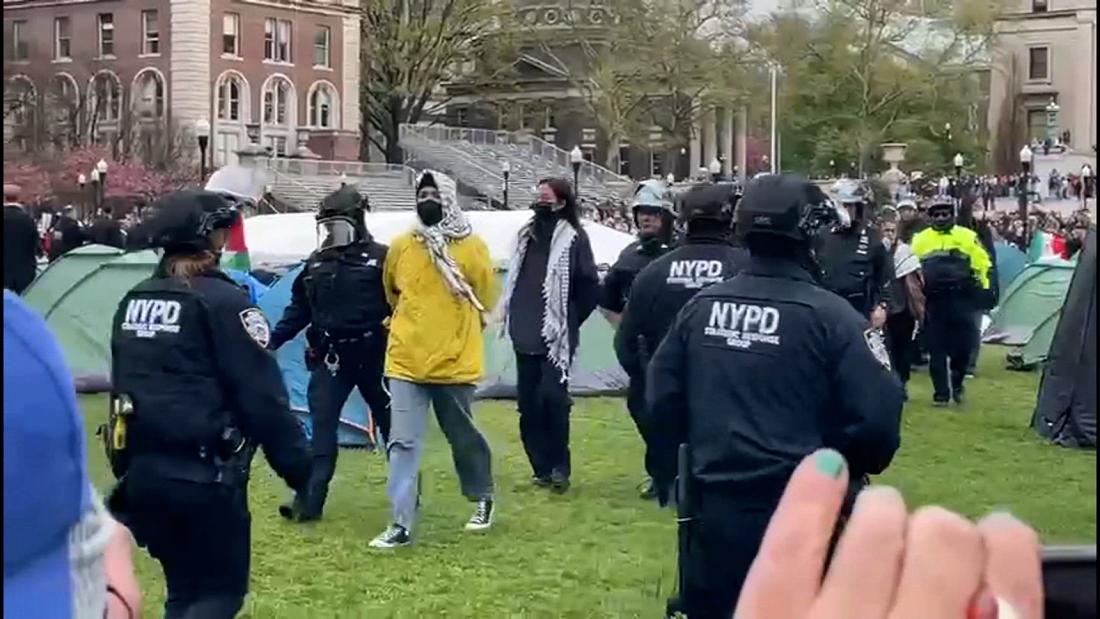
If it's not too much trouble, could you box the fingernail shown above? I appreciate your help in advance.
[982,510,1020,524]
[996,597,1022,619]
[856,485,902,504]
[813,449,846,479]
[967,589,997,619]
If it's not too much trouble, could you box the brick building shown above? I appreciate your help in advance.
[3,0,362,165]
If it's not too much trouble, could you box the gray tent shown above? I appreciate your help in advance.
[1031,228,1096,449]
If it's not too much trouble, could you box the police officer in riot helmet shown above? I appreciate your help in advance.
[816,180,893,329]
[598,179,674,327]
[647,174,903,618]
[268,184,391,521]
[107,190,312,619]
[614,182,748,503]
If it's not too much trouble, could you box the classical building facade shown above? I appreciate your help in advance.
[3,0,362,165]
[986,0,1097,165]
[440,2,748,180]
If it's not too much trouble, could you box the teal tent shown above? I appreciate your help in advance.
[984,257,1077,369]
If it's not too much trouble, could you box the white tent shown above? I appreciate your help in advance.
[244,210,635,269]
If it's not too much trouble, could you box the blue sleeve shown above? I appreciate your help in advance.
[269,268,312,351]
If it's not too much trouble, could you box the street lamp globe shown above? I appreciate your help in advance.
[570,146,583,165]
[708,158,721,175]
[501,161,511,175]
[96,159,108,175]
[1019,145,1033,164]
[77,173,86,185]
[1045,99,1060,114]
[953,153,964,168]
[89,169,100,183]
[944,122,951,132]
[195,117,211,139]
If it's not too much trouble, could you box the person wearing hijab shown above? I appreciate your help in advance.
[370,170,498,548]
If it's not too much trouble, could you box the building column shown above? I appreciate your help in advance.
[722,107,734,175]
[736,106,748,179]
[689,120,702,174]
[703,107,717,173]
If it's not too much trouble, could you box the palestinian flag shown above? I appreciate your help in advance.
[221,216,251,272]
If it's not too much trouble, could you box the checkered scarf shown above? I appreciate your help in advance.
[413,170,485,314]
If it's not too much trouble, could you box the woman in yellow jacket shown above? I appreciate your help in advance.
[369,170,499,549]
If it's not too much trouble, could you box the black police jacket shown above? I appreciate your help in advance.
[614,239,747,378]
[3,204,40,294]
[816,224,893,316]
[89,217,125,249]
[645,257,903,504]
[49,216,86,260]
[111,268,311,491]
[269,239,390,350]
[598,238,670,314]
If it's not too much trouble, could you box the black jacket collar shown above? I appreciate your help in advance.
[742,256,816,283]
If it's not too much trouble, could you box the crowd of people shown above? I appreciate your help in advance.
[2,167,1087,618]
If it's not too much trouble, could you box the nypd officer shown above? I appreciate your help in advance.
[614,182,748,502]
[816,180,893,328]
[911,195,992,406]
[268,185,391,521]
[109,190,312,619]
[598,179,674,327]
[647,174,903,618]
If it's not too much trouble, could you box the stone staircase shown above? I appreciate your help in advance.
[399,124,634,208]
[263,160,417,211]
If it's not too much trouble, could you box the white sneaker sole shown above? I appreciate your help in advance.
[464,520,493,532]
[369,539,411,549]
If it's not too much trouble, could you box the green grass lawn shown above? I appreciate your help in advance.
[79,347,1096,617]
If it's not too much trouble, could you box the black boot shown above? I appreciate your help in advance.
[278,492,320,523]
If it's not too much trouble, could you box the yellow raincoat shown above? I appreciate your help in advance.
[382,232,498,384]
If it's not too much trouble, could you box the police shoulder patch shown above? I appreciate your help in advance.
[863,328,891,371]
[239,307,271,349]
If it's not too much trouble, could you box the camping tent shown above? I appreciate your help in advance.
[983,256,1076,369]
[22,245,268,392]
[994,240,1028,298]
[1031,228,1096,448]
[21,246,160,391]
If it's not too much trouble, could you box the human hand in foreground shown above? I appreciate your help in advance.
[105,521,143,618]
[734,449,1043,619]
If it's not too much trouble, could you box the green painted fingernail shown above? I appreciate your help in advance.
[814,449,845,479]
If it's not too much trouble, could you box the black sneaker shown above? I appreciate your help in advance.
[550,470,570,494]
[531,475,551,488]
[953,386,966,405]
[465,499,494,532]
[369,524,411,548]
[278,493,320,523]
[637,478,658,500]
[933,399,950,408]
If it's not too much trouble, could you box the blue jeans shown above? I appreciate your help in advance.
[385,380,493,531]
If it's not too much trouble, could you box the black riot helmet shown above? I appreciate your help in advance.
[833,179,872,225]
[142,190,240,254]
[316,185,369,249]
[738,174,839,245]
[676,182,739,240]
[926,194,956,232]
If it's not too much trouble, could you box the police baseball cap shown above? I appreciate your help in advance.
[4,291,92,618]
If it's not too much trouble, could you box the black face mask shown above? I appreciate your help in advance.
[417,200,444,227]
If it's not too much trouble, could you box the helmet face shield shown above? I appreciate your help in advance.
[317,217,357,249]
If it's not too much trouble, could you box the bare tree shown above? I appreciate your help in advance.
[361,0,516,162]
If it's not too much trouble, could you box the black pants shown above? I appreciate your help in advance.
[125,475,250,619]
[304,334,391,514]
[925,296,978,402]
[626,374,661,482]
[884,311,916,385]
[515,353,572,479]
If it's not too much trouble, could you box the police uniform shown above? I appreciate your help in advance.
[614,183,747,502]
[108,191,311,619]
[598,179,675,317]
[647,175,903,618]
[911,198,992,405]
[269,186,390,520]
[816,182,893,318]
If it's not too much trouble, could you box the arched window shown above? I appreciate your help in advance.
[4,76,37,127]
[90,72,122,123]
[308,82,338,129]
[132,69,166,119]
[216,72,248,122]
[262,77,293,126]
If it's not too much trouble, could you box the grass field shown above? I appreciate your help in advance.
[79,347,1096,618]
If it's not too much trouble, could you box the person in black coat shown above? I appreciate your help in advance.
[48,205,87,261]
[89,205,126,249]
[4,200,41,294]
[500,178,599,493]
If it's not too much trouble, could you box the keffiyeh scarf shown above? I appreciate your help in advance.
[413,171,485,314]
[497,218,579,381]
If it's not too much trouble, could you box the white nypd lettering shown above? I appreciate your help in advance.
[666,260,725,289]
[121,298,182,338]
[704,301,781,348]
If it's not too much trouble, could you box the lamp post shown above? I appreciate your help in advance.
[953,152,964,203]
[944,122,952,144]
[1081,164,1092,208]
[195,118,211,182]
[1045,98,1060,144]
[709,158,721,183]
[502,160,511,210]
[1019,145,1033,243]
[89,168,101,214]
[96,160,108,211]
[829,159,836,179]
[77,173,86,219]
[570,146,583,197]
